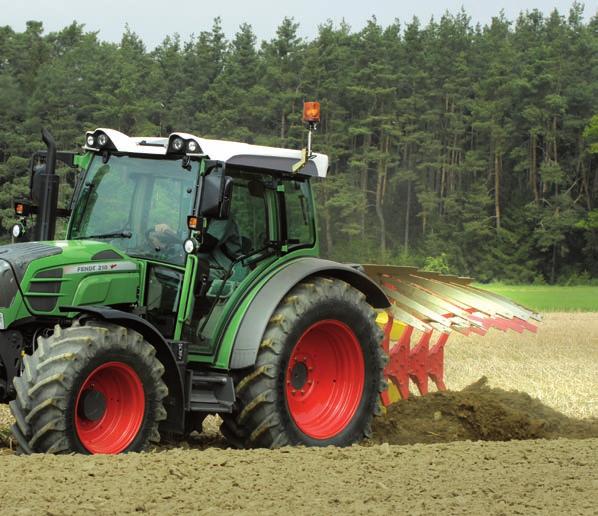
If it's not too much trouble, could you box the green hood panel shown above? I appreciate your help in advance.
[0,240,141,327]
[0,242,62,281]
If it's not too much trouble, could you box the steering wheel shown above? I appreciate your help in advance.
[146,228,183,258]
[149,229,180,246]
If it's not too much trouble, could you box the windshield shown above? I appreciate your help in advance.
[69,155,198,266]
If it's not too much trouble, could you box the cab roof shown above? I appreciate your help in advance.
[84,128,329,178]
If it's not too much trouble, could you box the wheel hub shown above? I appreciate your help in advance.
[290,362,309,390]
[78,389,107,422]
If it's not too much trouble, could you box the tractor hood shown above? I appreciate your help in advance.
[0,240,140,327]
[0,242,63,281]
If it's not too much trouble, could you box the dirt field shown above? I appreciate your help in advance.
[0,313,597,515]
[0,438,596,515]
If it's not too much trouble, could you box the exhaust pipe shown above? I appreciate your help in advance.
[34,128,60,241]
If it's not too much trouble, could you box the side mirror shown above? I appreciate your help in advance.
[218,177,233,219]
[199,171,233,220]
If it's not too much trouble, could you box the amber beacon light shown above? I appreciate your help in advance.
[302,101,321,124]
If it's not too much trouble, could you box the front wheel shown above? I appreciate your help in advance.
[221,277,385,448]
[10,321,167,454]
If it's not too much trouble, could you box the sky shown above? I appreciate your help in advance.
[1,0,596,48]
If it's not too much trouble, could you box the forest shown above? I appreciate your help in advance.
[0,3,597,283]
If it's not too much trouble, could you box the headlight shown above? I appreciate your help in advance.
[11,223,24,239]
[187,140,199,153]
[97,133,109,147]
[86,135,95,146]
[172,137,185,152]
[183,238,198,254]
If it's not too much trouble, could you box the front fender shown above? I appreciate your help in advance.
[228,257,390,369]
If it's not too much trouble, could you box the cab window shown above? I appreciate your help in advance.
[282,178,315,247]
[204,169,271,262]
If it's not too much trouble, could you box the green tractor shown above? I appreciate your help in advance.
[0,110,539,455]
[0,119,392,454]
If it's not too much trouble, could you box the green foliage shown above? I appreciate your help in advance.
[583,114,598,154]
[423,254,451,274]
[478,284,598,312]
[0,7,597,283]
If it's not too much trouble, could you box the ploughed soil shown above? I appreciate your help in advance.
[0,439,596,515]
[1,378,597,514]
[371,377,598,445]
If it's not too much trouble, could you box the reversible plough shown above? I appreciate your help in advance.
[364,265,541,405]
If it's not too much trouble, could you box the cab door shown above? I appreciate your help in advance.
[180,168,276,354]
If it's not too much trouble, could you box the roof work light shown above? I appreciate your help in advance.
[85,131,114,150]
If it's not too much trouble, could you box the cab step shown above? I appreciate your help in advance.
[186,370,235,413]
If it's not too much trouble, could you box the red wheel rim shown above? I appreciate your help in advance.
[285,319,365,440]
[75,362,145,454]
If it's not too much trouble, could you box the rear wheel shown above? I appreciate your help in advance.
[221,277,385,448]
[10,321,167,454]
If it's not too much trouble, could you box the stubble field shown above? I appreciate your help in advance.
[0,312,597,515]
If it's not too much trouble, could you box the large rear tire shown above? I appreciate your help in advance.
[221,277,385,448]
[9,321,167,454]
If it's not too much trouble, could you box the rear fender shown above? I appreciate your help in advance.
[229,257,389,369]
[61,305,185,434]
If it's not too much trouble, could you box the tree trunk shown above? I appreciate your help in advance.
[404,178,411,253]
[494,151,501,231]
[360,134,371,239]
[375,134,388,259]
[550,243,557,285]
[531,132,539,203]
[280,109,286,140]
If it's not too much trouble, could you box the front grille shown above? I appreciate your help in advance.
[26,268,63,312]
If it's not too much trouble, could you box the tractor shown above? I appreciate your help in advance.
[0,103,539,454]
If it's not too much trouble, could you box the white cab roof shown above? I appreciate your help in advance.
[84,128,328,178]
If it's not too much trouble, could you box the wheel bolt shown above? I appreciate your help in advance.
[292,389,296,395]
[300,389,305,394]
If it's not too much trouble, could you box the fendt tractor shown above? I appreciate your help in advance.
[0,103,540,454]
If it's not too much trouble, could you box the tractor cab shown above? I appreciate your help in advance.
[10,127,328,351]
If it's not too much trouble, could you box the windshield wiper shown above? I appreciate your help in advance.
[73,230,132,240]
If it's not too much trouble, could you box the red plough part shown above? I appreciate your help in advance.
[362,265,541,406]
[380,316,449,406]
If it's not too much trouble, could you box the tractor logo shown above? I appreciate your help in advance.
[63,261,138,275]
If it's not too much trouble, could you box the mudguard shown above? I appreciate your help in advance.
[229,257,390,369]
[61,305,185,434]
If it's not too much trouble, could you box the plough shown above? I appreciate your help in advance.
[364,265,541,405]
